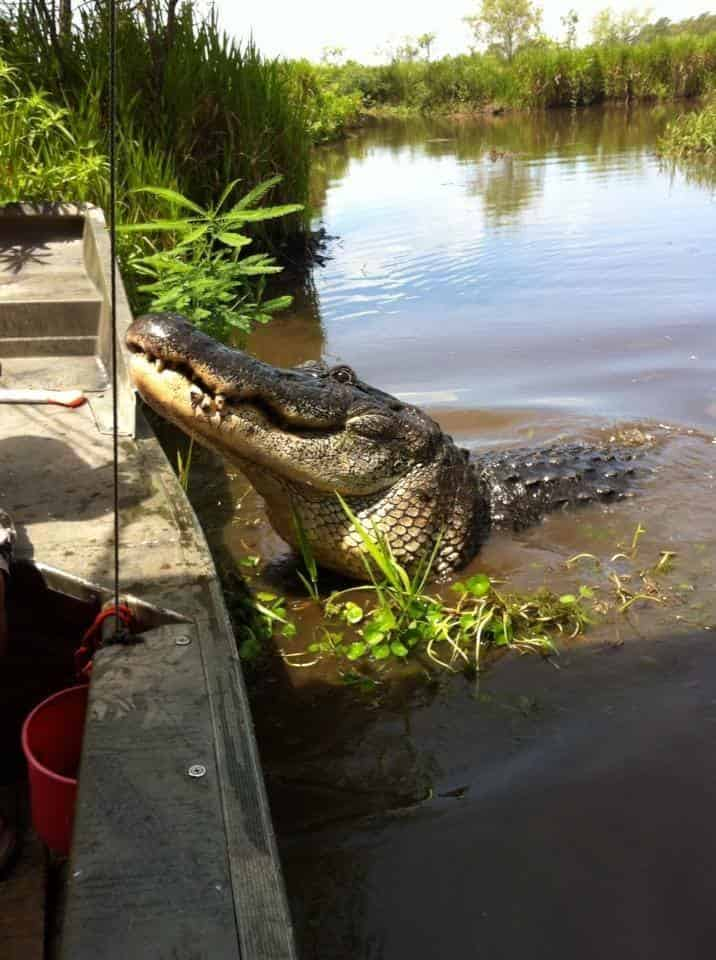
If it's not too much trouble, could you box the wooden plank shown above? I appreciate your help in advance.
[200,582,297,960]
[61,622,241,959]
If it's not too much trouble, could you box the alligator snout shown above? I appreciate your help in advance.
[126,313,353,429]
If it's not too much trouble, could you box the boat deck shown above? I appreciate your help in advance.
[0,205,295,959]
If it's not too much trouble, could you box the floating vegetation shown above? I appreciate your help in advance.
[257,498,689,678]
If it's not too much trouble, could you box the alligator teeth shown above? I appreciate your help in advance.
[155,358,165,373]
[189,386,203,410]
[215,394,226,412]
[211,411,223,428]
[201,396,215,415]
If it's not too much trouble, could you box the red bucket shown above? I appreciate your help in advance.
[21,685,88,856]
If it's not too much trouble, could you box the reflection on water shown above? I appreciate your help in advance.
[249,104,715,431]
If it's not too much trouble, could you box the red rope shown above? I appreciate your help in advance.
[74,604,133,681]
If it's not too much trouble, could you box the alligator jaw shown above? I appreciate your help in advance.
[127,314,412,495]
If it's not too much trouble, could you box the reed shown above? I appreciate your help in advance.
[659,95,716,160]
[327,33,716,112]
[0,1,316,242]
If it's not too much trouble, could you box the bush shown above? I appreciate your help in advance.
[659,96,716,160]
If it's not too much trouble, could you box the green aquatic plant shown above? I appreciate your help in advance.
[119,178,302,342]
[291,508,321,601]
[658,97,716,161]
[175,437,195,494]
[274,518,683,675]
[297,496,572,671]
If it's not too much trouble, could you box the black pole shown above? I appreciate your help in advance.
[108,0,120,625]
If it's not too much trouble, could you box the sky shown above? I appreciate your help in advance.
[210,0,713,63]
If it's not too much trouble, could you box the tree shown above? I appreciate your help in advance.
[560,8,579,49]
[417,32,437,60]
[591,6,653,45]
[320,46,346,66]
[396,36,420,62]
[464,0,543,62]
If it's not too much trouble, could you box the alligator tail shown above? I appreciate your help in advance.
[472,443,643,531]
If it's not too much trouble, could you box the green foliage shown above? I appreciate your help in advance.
[119,179,301,341]
[279,515,681,676]
[591,7,653,46]
[0,58,107,203]
[325,33,716,112]
[0,1,312,244]
[176,437,194,493]
[291,508,321,601]
[464,0,544,62]
[637,13,716,44]
[659,96,716,161]
[290,60,363,142]
[315,499,581,670]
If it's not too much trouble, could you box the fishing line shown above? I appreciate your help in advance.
[108,0,121,629]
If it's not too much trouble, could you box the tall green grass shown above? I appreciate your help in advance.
[330,33,716,112]
[0,58,108,203]
[0,2,345,246]
[659,95,716,160]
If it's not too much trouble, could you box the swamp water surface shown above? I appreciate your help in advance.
[183,107,716,958]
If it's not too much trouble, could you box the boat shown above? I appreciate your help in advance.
[0,203,296,959]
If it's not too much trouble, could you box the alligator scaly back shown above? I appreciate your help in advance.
[473,443,641,531]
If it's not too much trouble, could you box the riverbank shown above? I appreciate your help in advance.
[323,34,716,114]
[658,95,716,160]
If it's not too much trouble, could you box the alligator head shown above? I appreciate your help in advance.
[126,313,485,579]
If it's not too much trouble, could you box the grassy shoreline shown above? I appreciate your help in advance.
[658,96,716,160]
[323,34,716,114]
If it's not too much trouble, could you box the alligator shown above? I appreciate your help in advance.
[126,313,643,581]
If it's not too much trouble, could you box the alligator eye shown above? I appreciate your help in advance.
[329,365,356,385]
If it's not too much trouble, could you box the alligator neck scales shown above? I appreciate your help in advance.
[126,313,639,580]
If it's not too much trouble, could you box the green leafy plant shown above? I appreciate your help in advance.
[659,96,716,162]
[176,437,195,493]
[119,178,302,342]
[0,57,108,203]
[285,514,682,675]
[291,508,321,601]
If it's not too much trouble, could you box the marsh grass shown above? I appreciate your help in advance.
[658,95,716,160]
[329,34,716,112]
[0,58,108,203]
[175,437,194,494]
[0,2,350,245]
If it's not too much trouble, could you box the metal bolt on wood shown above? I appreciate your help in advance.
[188,764,207,778]
[175,635,192,646]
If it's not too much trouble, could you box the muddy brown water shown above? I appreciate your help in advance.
[177,106,716,958]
